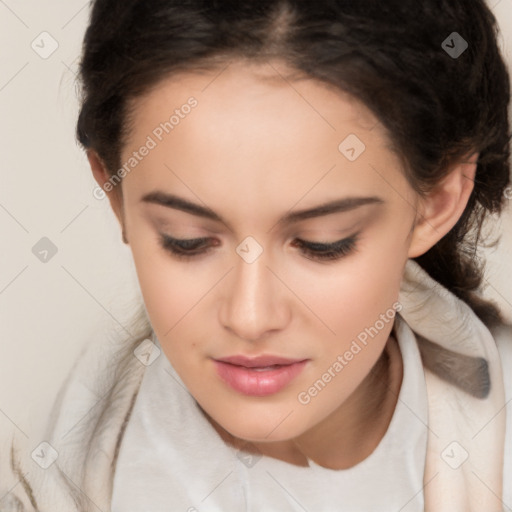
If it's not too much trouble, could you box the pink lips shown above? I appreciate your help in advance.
[213,355,308,396]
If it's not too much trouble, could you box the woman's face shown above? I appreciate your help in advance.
[116,60,419,443]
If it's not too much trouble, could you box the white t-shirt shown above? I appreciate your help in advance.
[111,314,428,512]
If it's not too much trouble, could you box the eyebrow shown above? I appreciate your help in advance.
[141,191,384,230]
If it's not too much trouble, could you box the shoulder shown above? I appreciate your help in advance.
[1,328,152,511]
[490,321,512,380]
[490,322,512,354]
[489,320,512,409]
[490,321,512,416]
[488,321,512,506]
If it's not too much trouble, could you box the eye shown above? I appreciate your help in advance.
[158,234,359,262]
[158,235,215,260]
[290,235,358,262]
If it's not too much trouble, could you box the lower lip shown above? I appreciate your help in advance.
[213,360,308,396]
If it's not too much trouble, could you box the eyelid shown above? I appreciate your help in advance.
[292,233,359,260]
[161,235,211,248]
[158,232,359,263]
[293,237,350,249]
[159,233,353,247]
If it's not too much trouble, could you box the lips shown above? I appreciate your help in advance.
[213,354,308,396]
[215,355,306,368]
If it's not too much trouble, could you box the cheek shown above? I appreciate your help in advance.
[128,236,204,340]
[289,237,407,342]
[132,256,211,383]
[288,250,405,419]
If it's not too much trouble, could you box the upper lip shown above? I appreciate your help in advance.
[214,355,307,368]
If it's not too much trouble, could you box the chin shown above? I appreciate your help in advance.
[213,412,303,445]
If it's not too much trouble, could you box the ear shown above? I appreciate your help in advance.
[87,150,129,243]
[408,152,478,258]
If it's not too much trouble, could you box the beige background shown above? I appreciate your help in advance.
[1,0,511,446]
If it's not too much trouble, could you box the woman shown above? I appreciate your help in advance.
[2,0,511,510]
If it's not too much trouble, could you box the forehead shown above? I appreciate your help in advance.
[120,60,407,214]
[127,59,381,143]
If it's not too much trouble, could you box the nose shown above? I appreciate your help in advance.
[218,250,290,342]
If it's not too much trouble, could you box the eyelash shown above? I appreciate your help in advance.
[158,233,359,262]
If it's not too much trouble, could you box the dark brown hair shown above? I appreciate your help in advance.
[76,0,511,327]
